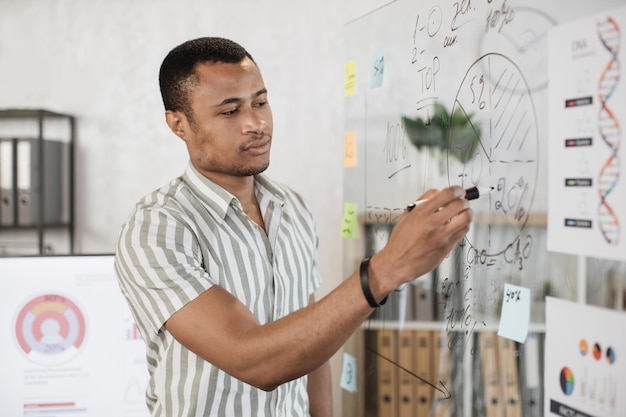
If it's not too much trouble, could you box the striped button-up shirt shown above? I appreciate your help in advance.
[115,163,321,416]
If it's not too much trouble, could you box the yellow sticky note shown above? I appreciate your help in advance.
[344,60,356,96]
[341,202,358,239]
[344,131,357,167]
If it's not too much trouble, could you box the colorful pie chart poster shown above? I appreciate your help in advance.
[0,255,149,417]
[547,4,626,262]
[545,297,626,416]
[14,293,86,366]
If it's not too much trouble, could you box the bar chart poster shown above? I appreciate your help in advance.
[545,297,626,416]
[547,4,626,262]
[0,255,149,417]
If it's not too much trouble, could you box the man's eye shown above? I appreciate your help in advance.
[254,101,267,108]
[222,108,238,116]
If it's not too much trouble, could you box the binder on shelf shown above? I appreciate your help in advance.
[519,333,542,417]
[432,330,452,417]
[498,336,522,417]
[376,328,398,417]
[16,139,30,225]
[435,291,448,321]
[15,138,64,226]
[433,268,450,321]
[363,330,379,415]
[479,331,503,417]
[414,329,435,416]
[374,290,403,322]
[413,279,435,321]
[397,329,415,416]
[0,139,15,226]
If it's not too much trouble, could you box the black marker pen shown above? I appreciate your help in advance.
[407,186,493,212]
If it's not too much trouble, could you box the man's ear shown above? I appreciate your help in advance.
[165,110,189,141]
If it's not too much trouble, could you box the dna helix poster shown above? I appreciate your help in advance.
[547,4,626,262]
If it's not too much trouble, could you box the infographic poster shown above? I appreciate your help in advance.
[547,5,626,262]
[0,255,149,417]
[545,297,626,416]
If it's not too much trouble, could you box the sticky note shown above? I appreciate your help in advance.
[370,49,385,88]
[344,131,357,167]
[340,352,357,393]
[344,60,357,96]
[341,202,358,239]
[497,283,531,343]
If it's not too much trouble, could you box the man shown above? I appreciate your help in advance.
[115,37,472,417]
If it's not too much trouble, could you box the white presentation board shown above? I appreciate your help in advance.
[545,297,626,416]
[0,255,149,417]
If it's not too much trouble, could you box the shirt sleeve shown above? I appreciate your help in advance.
[115,195,215,336]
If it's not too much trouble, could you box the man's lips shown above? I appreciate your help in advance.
[243,136,271,154]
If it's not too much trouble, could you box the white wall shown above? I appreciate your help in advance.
[0,0,390,413]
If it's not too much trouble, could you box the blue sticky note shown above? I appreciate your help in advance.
[497,283,531,343]
[340,352,357,393]
[370,49,385,88]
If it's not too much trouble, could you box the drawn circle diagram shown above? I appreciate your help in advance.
[14,293,86,366]
[447,53,538,256]
[478,7,557,93]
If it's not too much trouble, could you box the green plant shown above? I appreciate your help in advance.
[401,102,480,165]
[543,280,553,298]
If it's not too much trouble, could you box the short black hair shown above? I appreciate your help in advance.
[159,37,255,118]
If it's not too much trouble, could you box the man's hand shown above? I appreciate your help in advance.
[367,186,473,298]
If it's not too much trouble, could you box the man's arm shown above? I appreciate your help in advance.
[165,186,472,391]
[165,269,371,391]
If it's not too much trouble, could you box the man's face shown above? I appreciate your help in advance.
[179,57,273,183]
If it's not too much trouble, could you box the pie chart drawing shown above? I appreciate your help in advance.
[447,53,539,256]
[593,342,602,360]
[14,293,86,366]
[606,346,616,364]
[559,366,575,396]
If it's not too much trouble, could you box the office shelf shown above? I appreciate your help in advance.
[0,109,75,255]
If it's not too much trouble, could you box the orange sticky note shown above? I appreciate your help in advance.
[344,60,356,96]
[344,131,357,167]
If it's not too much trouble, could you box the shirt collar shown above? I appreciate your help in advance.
[182,162,286,219]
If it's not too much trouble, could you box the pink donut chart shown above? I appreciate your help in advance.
[14,293,86,366]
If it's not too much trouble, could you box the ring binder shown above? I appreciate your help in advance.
[15,138,64,227]
[0,139,15,226]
